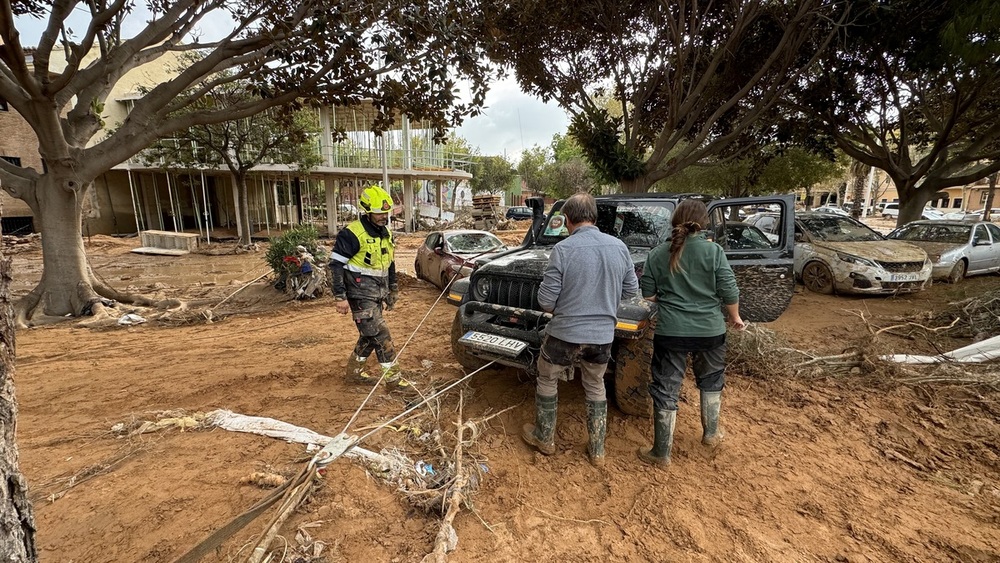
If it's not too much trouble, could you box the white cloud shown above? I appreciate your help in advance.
[456,77,569,163]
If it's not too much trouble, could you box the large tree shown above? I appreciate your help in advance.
[145,81,321,246]
[469,154,514,194]
[792,0,1000,225]
[0,0,493,323]
[488,0,844,192]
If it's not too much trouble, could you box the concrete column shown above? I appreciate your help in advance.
[403,176,414,233]
[434,180,442,209]
[325,174,338,237]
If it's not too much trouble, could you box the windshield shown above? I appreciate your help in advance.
[538,200,674,246]
[727,223,772,250]
[799,215,884,242]
[890,223,970,245]
[446,232,504,253]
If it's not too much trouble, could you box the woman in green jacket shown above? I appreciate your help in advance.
[638,199,746,466]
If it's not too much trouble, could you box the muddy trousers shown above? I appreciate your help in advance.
[347,275,396,363]
[535,334,611,401]
[648,335,726,412]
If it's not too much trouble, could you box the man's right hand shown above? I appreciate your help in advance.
[335,299,350,315]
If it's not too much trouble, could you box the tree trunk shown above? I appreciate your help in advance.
[896,180,929,226]
[237,172,252,246]
[15,175,103,321]
[619,176,650,193]
[984,172,998,222]
[0,247,38,562]
[851,173,865,219]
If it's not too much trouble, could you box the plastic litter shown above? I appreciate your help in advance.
[117,313,146,326]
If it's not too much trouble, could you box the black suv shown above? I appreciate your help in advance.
[449,193,796,415]
[505,206,533,220]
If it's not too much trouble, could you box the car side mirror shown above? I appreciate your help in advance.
[794,232,804,243]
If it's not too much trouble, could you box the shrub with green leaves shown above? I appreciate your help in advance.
[265,224,326,289]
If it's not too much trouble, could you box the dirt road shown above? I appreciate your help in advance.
[9,234,1000,562]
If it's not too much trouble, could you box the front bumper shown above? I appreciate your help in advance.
[831,261,933,294]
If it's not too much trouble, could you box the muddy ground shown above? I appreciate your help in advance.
[7,231,1000,562]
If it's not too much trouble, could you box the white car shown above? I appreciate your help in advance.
[793,212,932,295]
[813,205,850,216]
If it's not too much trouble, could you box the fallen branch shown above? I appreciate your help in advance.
[422,391,469,563]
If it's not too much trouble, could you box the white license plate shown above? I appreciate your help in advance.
[889,273,920,282]
[459,331,527,357]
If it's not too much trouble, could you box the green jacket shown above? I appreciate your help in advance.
[640,233,739,337]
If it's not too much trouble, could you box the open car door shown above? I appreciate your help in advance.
[707,194,796,323]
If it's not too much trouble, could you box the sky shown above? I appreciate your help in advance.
[455,77,569,162]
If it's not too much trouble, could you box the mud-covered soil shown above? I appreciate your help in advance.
[9,234,1000,562]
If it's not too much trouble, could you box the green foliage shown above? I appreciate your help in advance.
[470,154,516,194]
[265,224,324,279]
[568,109,645,186]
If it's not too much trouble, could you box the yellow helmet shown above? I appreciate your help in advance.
[359,185,393,214]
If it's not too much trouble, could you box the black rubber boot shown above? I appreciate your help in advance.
[521,393,557,455]
[700,391,724,448]
[637,409,676,466]
[586,400,608,467]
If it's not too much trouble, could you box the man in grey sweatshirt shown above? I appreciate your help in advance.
[522,193,639,467]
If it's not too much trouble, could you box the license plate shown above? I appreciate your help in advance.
[459,331,527,358]
[889,273,920,282]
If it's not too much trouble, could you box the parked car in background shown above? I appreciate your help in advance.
[505,206,533,220]
[972,208,1000,222]
[942,210,982,221]
[882,203,899,218]
[814,205,850,216]
[922,208,945,220]
[792,212,931,295]
[887,220,1000,283]
[744,212,782,244]
[337,203,359,219]
[415,230,508,290]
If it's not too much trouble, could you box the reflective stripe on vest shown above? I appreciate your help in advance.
[345,220,394,277]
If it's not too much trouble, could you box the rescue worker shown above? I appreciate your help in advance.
[329,185,407,387]
[521,193,639,467]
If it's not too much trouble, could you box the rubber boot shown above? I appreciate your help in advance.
[345,354,372,383]
[521,394,557,455]
[380,362,411,388]
[637,409,676,466]
[586,400,608,467]
[700,390,724,448]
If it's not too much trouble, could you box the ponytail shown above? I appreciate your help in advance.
[668,200,710,273]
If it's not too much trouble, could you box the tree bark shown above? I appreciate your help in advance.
[0,246,38,562]
[16,175,103,321]
[237,172,252,246]
[618,177,650,194]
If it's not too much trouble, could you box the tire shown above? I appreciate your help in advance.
[414,260,423,282]
[882,213,890,219]
[614,331,654,417]
[450,310,491,372]
[441,272,451,291]
[802,261,835,294]
[948,260,967,284]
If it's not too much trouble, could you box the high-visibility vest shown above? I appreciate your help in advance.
[345,220,394,277]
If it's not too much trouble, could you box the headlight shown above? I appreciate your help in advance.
[472,276,491,301]
[836,252,877,267]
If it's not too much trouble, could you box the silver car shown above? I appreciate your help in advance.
[887,220,1000,283]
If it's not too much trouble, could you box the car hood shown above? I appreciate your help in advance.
[813,240,927,262]
[891,241,963,259]
[475,245,650,278]
[452,248,506,259]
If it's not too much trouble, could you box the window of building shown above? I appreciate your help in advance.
[0,156,21,167]
[953,198,962,208]
[0,98,7,111]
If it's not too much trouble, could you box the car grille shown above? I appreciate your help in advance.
[877,260,924,273]
[485,276,540,310]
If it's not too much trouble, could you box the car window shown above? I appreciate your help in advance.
[726,223,773,250]
[974,225,990,244]
[890,223,970,244]
[539,200,674,246]
[424,233,441,248]
[986,224,1000,242]
[445,232,503,252]
[798,215,883,242]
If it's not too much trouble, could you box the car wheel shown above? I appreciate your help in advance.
[613,330,653,417]
[802,261,835,294]
[414,260,423,281]
[948,260,966,284]
[882,213,890,219]
[440,271,452,290]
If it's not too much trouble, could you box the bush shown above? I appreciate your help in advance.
[265,224,326,288]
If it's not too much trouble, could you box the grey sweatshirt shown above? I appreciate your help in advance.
[537,225,639,344]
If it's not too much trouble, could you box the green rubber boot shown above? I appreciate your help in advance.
[586,400,608,467]
[700,391,724,448]
[637,409,676,466]
[521,393,557,455]
[380,362,411,388]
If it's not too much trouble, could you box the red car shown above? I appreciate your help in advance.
[414,230,508,289]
